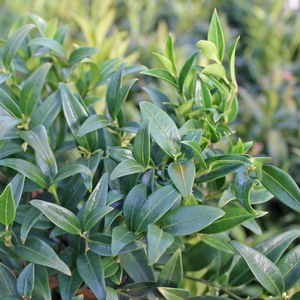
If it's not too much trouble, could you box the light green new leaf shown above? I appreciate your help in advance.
[30,199,82,235]
[208,9,225,62]
[157,248,182,288]
[76,251,106,300]
[261,164,300,212]
[0,263,18,297]
[228,36,240,88]
[3,24,36,68]
[110,159,145,181]
[141,68,178,88]
[157,287,190,300]
[58,269,83,300]
[18,124,54,165]
[0,184,15,226]
[45,18,58,38]
[231,241,284,296]
[164,34,177,75]
[197,40,220,63]
[147,224,174,265]
[160,205,224,236]
[34,265,51,300]
[202,63,229,83]
[133,118,151,167]
[111,226,139,256]
[0,158,48,188]
[16,238,71,275]
[69,46,100,65]
[77,114,110,136]
[168,159,195,198]
[17,263,34,298]
[0,88,23,118]
[140,101,181,158]
[152,53,173,73]
[19,63,52,117]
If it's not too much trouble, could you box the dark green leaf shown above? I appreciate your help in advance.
[102,257,118,278]
[157,287,190,300]
[58,269,83,300]
[69,46,100,65]
[122,282,156,298]
[0,184,15,226]
[15,237,71,275]
[106,286,119,300]
[0,262,18,297]
[201,234,234,254]
[77,114,110,136]
[11,173,25,207]
[292,291,300,300]
[141,68,178,88]
[34,265,51,300]
[110,159,145,181]
[0,114,24,139]
[16,263,34,298]
[76,251,106,300]
[88,233,112,256]
[0,88,23,118]
[84,206,113,232]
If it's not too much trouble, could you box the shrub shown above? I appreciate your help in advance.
[0,10,300,300]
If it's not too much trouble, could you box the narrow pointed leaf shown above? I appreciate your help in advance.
[34,265,51,300]
[0,184,15,226]
[141,68,178,88]
[201,234,234,254]
[11,173,25,207]
[69,46,100,65]
[110,159,145,181]
[0,88,23,118]
[153,53,173,72]
[158,287,190,300]
[16,238,71,275]
[0,114,24,139]
[3,24,36,68]
[58,269,83,300]
[77,251,106,300]
[147,224,174,265]
[181,140,207,171]
[53,164,93,184]
[164,34,177,75]
[30,199,81,235]
[77,114,110,136]
[231,241,285,296]
[228,36,240,88]
[0,263,18,297]
[84,206,113,232]
[121,282,156,298]
[17,263,34,298]
[19,63,52,116]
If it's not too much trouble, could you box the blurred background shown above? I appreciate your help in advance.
[1,0,300,181]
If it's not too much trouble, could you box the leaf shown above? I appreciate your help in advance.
[121,282,156,298]
[157,287,190,300]
[16,263,34,298]
[58,269,83,300]
[0,88,23,118]
[102,257,118,278]
[45,18,58,38]
[0,158,48,188]
[0,263,18,297]
[88,233,112,257]
[157,248,182,288]
[34,265,51,300]
[134,185,181,233]
[228,36,240,88]
[202,63,228,83]
[120,249,156,282]
[69,46,100,65]
[197,40,220,63]
[28,37,67,59]
[231,241,285,296]
[208,9,225,62]
[141,69,178,88]
[123,184,147,231]
[168,159,195,198]
[76,251,106,300]
[140,101,181,158]
[77,114,110,136]
[20,207,43,244]
[30,199,82,235]
[160,205,224,236]
[3,24,36,68]
[15,237,71,275]
[106,286,119,300]
[133,118,151,166]
[292,291,300,300]
[261,164,300,212]
[164,34,177,75]
[201,234,234,254]
[110,159,145,181]
[111,226,139,256]
[178,52,199,94]
[10,173,25,207]
[152,53,173,73]
[147,224,174,265]
[277,244,300,290]
[0,184,15,226]
[18,124,54,165]
[84,206,113,232]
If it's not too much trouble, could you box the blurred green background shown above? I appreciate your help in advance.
[1,0,300,181]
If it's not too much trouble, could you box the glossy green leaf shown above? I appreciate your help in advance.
[111,226,139,256]
[196,77,212,108]
[121,282,156,298]
[141,68,178,88]
[0,88,23,118]
[102,257,118,278]
[11,173,25,207]
[261,164,300,212]
[15,237,71,275]
[190,297,231,300]
[201,234,234,254]
[147,224,174,265]
[110,159,145,181]
[106,287,119,300]
[227,95,239,124]
[140,101,181,158]
[157,287,190,300]
[277,244,300,290]
[0,262,18,297]
[3,24,36,68]
[58,269,83,300]
[69,46,100,65]
[77,114,110,136]
[292,291,300,300]
[157,248,182,287]
[164,34,177,75]
[18,124,53,165]
[77,251,106,300]
[208,9,225,62]
[84,206,113,232]
[30,199,81,235]
[202,63,228,83]
[16,263,34,298]
[152,53,173,73]
[160,205,224,236]
[123,184,147,231]
[0,184,15,226]
[178,52,199,94]
[34,265,51,300]
[28,37,67,59]
[0,158,48,188]
[231,241,285,296]
[0,114,23,139]
[20,207,43,244]
[168,159,195,198]
[133,118,151,166]
[228,36,240,88]
[19,63,52,117]
[134,185,181,233]
[197,40,220,63]
[88,233,112,256]
[120,249,156,282]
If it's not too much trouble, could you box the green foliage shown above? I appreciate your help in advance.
[0,9,300,300]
